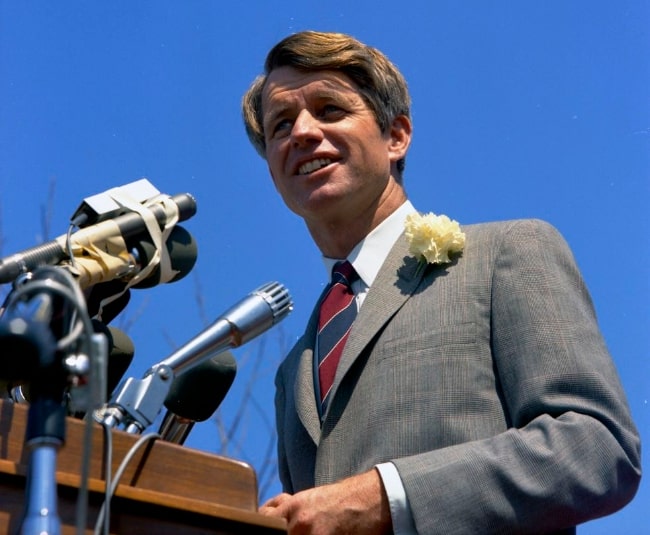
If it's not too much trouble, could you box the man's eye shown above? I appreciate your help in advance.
[271,118,293,136]
[320,104,344,118]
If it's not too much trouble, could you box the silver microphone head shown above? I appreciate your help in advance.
[157,281,293,375]
[254,281,293,325]
[219,281,293,346]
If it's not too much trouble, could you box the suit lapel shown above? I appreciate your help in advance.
[326,234,423,418]
[294,294,324,444]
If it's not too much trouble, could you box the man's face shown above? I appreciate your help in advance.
[261,66,400,225]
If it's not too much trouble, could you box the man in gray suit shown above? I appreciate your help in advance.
[242,31,641,534]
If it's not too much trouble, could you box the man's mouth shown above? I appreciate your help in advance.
[298,158,332,175]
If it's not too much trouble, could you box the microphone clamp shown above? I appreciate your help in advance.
[96,363,175,433]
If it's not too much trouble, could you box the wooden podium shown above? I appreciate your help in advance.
[0,399,286,534]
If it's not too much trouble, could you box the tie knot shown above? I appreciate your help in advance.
[332,261,357,287]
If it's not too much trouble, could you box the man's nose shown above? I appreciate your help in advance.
[291,110,323,145]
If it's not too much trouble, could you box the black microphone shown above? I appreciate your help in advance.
[92,322,136,398]
[83,225,198,322]
[67,322,136,416]
[0,191,197,285]
[84,281,132,324]
[7,322,135,408]
[0,267,69,383]
[129,225,197,289]
[158,351,236,444]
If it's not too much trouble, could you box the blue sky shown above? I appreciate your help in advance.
[1,2,648,532]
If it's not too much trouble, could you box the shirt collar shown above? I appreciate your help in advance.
[322,200,416,286]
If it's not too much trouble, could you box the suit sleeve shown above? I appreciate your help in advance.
[392,219,641,534]
[274,363,293,494]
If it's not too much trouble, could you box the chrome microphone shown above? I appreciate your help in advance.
[97,281,292,433]
[158,281,292,375]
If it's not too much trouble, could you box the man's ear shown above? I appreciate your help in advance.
[387,115,412,163]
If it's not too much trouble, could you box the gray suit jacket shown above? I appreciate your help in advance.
[274,219,641,534]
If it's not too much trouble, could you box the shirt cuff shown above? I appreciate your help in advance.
[375,462,417,535]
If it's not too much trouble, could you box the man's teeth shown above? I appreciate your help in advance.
[299,158,332,175]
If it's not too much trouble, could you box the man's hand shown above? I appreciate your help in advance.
[259,469,392,535]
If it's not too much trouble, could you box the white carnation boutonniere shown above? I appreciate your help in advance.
[404,212,466,271]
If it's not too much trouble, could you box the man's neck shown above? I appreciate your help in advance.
[307,183,407,258]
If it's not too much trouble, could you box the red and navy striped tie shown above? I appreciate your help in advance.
[317,260,358,416]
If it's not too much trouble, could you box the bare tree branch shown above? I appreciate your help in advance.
[115,294,150,334]
[193,270,210,328]
[39,176,56,242]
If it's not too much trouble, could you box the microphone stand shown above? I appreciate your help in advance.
[21,390,67,535]
[0,267,101,535]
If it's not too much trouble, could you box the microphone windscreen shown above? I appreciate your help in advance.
[0,313,58,381]
[105,326,135,397]
[85,280,131,324]
[164,351,236,422]
[132,225,198,289]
